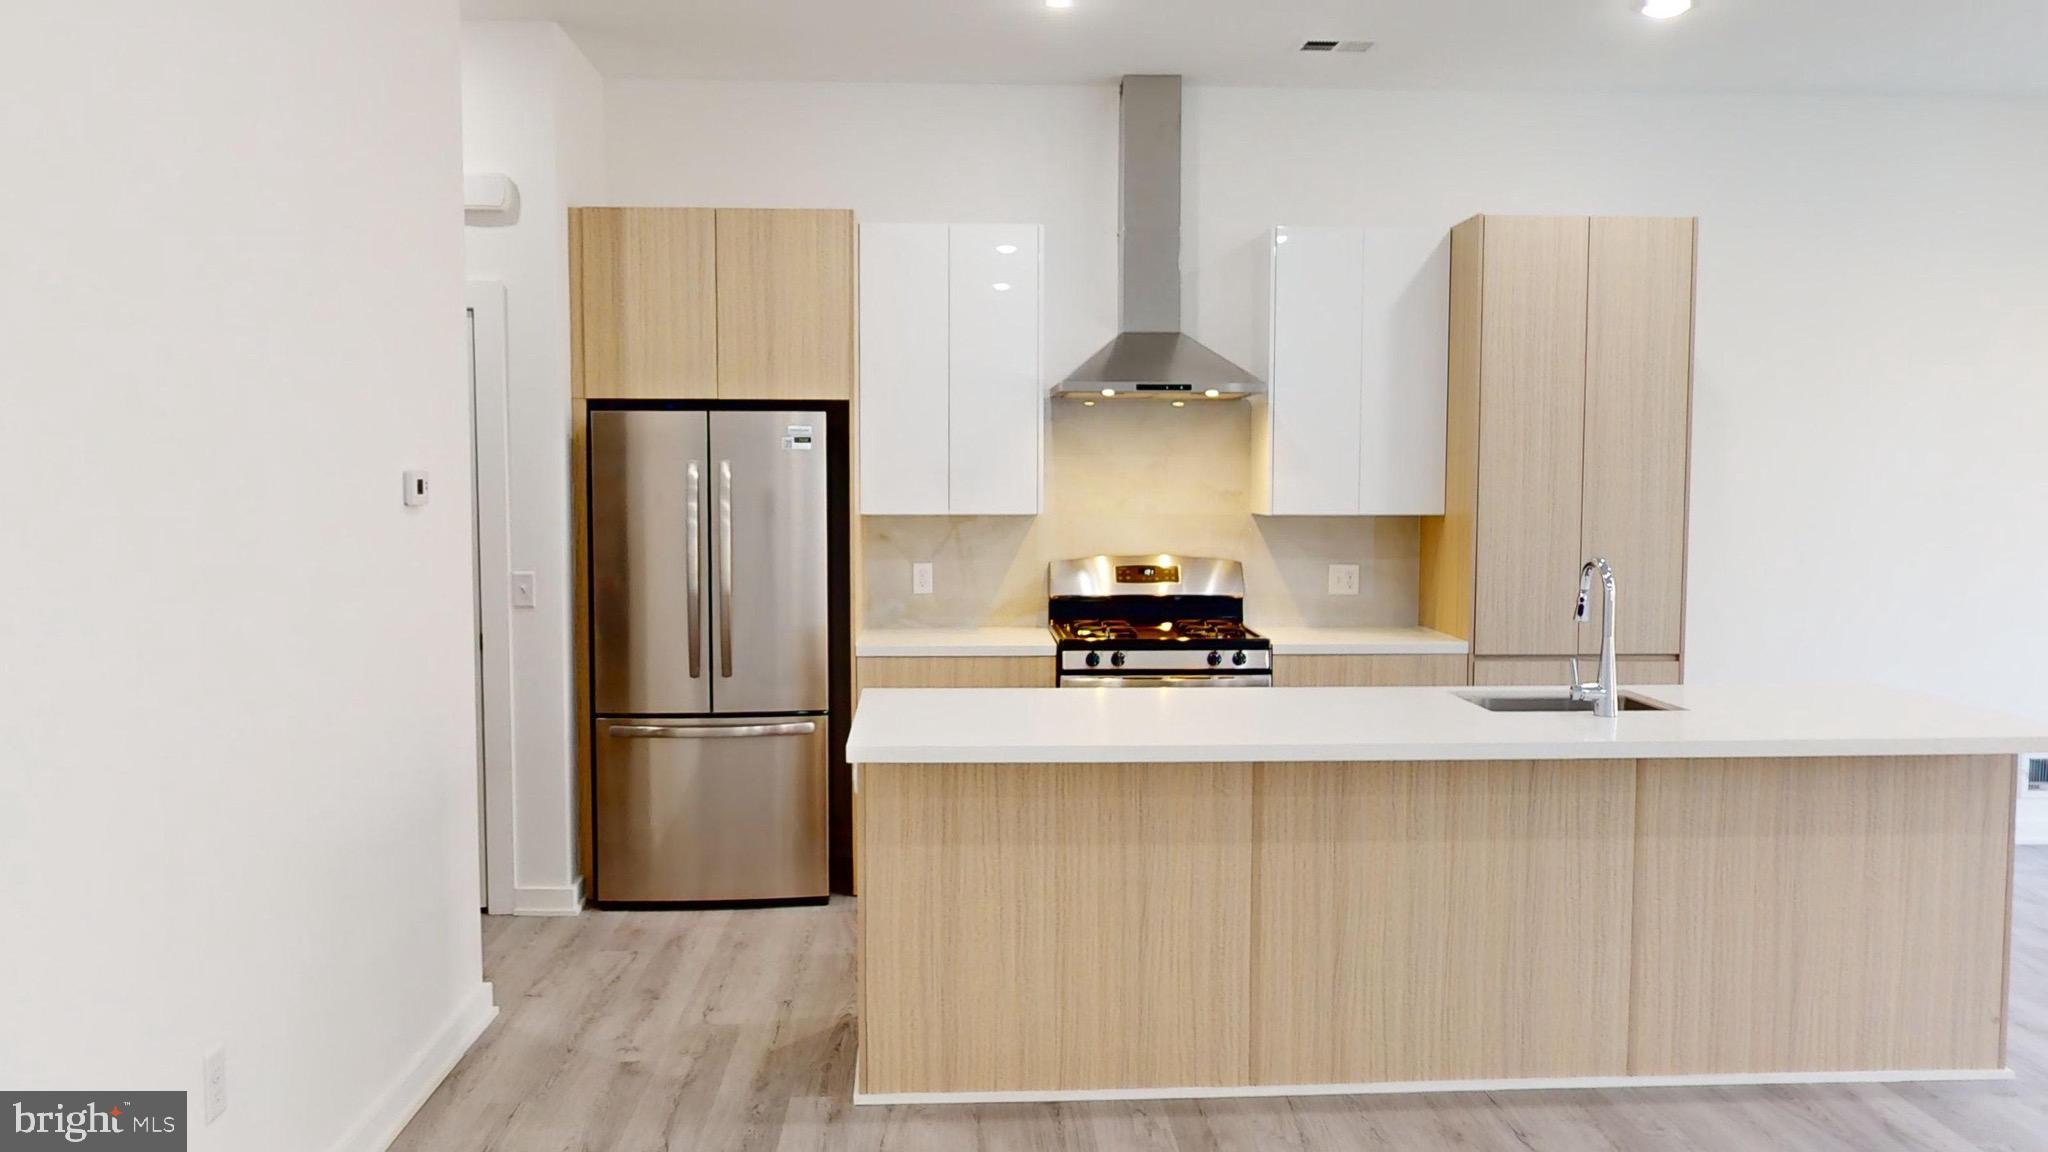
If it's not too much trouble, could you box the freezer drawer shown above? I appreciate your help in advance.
[595,715,829,902]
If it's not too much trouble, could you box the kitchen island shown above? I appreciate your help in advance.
[846,683,2045,1103]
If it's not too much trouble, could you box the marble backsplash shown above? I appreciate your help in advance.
[862,399,1421,629]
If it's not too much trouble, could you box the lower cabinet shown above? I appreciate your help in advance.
[856,656,1054,691]
[1472,655,1682,687]
[1273,653,1469,687]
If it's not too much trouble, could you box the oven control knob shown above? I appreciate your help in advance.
[1085,651,1101,668]
[1206,650,1223,667]
[1111,651,1127,668]
[1231,650,1248,667]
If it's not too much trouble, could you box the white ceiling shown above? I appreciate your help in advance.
[460,0,2048,95]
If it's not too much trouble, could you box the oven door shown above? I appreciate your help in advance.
[1059,674,1271,688]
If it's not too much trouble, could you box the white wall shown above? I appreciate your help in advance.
[461,21,607,910]
[0,2,487,1151]
[608,79,2048,720]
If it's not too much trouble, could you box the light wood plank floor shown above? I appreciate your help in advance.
[395,847,2048,1151]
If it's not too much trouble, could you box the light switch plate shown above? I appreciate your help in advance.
[510,571,536,609]
[1328,564,1361,596]
[912,562,935,595]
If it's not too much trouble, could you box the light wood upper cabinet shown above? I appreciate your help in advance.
[1472,216,1590,657]
[571,208,718,400]
[1582,217,1695,656]
[857,222,1042,516]
[1260,226,1448,516]
[715,208,855,400]
[1425,214,1696,666]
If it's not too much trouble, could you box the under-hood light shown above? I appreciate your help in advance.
[1205,388,1220,398]
[1100,388,1115,397]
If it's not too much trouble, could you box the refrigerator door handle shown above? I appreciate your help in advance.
[606,721,818,739]
[717,458,734,678]
[686,460,703,679]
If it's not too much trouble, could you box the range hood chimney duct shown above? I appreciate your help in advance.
[1055,75,1262,400]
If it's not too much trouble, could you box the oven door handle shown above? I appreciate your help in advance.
[1059,674,1271,688]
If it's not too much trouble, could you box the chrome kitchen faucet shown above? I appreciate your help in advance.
[1569,558,1620,718]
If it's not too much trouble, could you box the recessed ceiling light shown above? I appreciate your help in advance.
[1171,400,1186,407]
[1640,0,1691,17]
[1045,0,1074,8]
[995,244,1018,254]
[1082,400,1095,406]
[992,282,1012,291]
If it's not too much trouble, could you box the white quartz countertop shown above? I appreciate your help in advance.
[1250,625,1469,655]
[856,627,1055,657]
[847,682,2048,765]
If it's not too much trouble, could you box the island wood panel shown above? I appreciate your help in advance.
[571,207,719,400]
[858,761,1252,1094]
[1630,755,2014,1075]
[1471,655,1683,687]
[1419,216,1484,642]
[854,655,1053,691]
[1581,217,1696,656]
[716,208,855,400]
[1273,653,1469,687]
[1253,758,1636,1085]
[1471,216,1590,657]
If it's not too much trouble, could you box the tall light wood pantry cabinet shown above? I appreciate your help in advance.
[1421,215,1696,677]
[570,207,855,400]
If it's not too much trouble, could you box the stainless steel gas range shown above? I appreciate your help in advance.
[1048,555,1272,687]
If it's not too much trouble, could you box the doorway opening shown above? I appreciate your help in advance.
[467,282,517,913]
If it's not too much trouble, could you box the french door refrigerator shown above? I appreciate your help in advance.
[590,408,830,903]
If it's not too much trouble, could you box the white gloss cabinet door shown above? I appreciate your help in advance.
[947,224,1041,515]
[1266,226,1365,515]
[1359,228,1448,515]
[858,224,951,515]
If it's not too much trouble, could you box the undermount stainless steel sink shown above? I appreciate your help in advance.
[1458,692,1682,714]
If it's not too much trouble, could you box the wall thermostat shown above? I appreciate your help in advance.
[402,470,430,507]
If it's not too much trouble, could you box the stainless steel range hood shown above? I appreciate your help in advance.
[1055,75,1262,400]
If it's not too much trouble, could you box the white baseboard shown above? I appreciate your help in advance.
[328,982,497,1151]
[851,1055,2012,1106]
[512,877,584,916]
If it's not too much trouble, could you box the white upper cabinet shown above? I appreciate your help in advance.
[859,223,1042,516]
[858,224,950,514]
[948,225,1042,515]
[1258,226,1448,516]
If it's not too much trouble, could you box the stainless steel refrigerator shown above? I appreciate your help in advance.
[590,408,830,903]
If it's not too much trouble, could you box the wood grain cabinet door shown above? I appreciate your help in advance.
[1472,216,1590,656]
[1581,217,1695,657]
[571,208,718,400]
[715,208,855,400]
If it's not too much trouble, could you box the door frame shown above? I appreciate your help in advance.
[467,281,518,914]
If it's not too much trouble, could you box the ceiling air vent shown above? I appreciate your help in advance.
[1299,39,1374,53]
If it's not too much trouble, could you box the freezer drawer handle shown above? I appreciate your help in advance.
[686,459,703,679]
[606,722,817,739]
[718,459,734,679]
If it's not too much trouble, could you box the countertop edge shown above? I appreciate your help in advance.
[847,737,2041,765]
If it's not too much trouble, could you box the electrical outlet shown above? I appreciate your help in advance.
[912,562,935,595]
[510,571,536,609]
[202,1046,227,1124]
[1327,564,1361,596]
